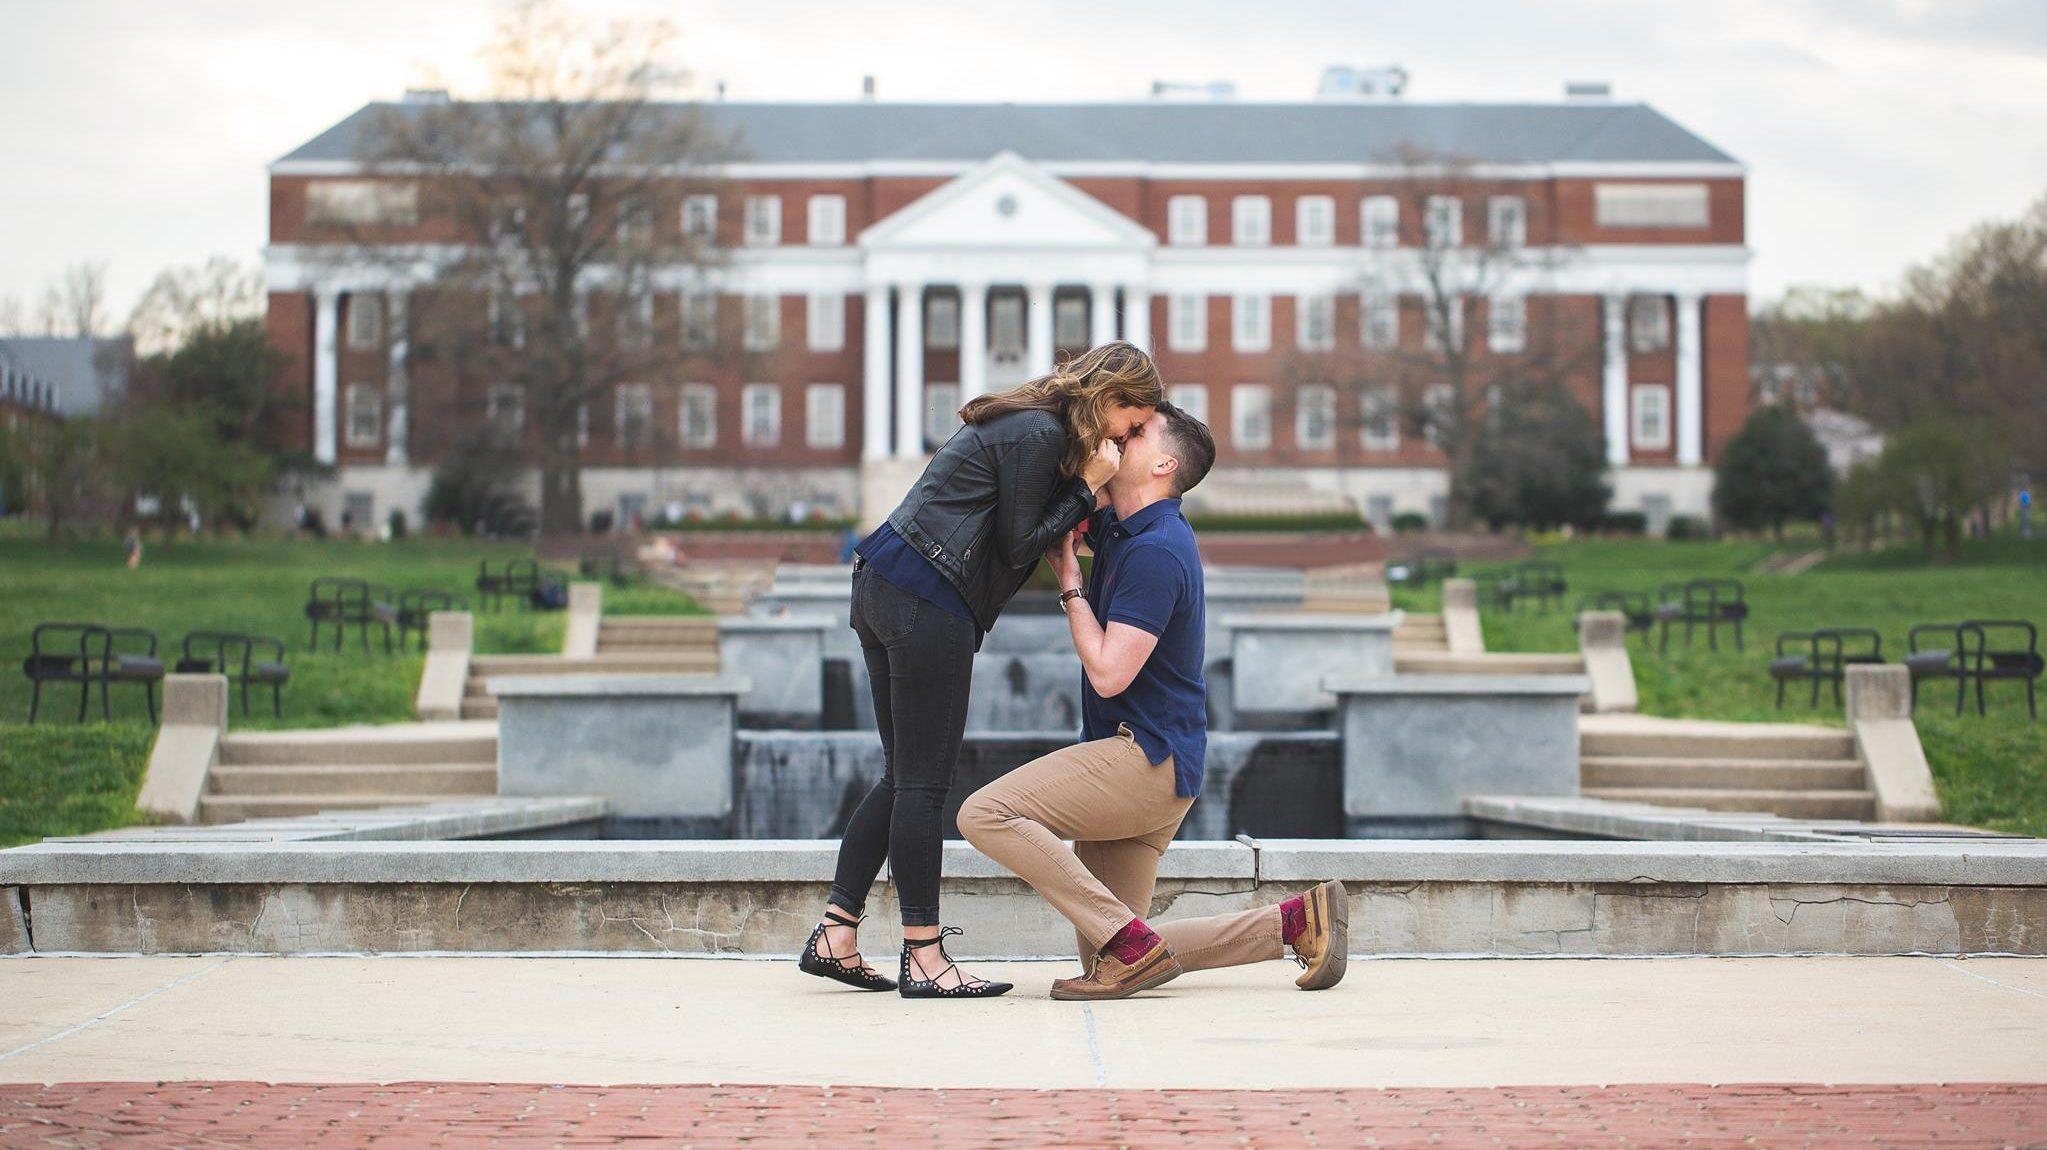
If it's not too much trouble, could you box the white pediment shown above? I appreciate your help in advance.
[860,151,1156,252]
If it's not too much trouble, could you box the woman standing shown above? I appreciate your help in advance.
[800,341,1161,998]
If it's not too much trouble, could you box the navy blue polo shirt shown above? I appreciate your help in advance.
[1079,497,1207,798]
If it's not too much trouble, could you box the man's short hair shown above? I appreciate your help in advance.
[1156,401,1216,497]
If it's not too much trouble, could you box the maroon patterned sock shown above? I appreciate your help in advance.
[1104,919,1161,965]
[1280,896,1308,946]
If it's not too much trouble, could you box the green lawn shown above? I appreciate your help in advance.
[1393,534,2047,835]
[0,532,703,847]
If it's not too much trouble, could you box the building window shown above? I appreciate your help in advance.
[1054,295,1088,347]
[1632,384,1672,450]
[744,294,781,351]
[806,384,845,449]
[1167,195,1207,245]
[344,383,382,447]
[744,195,781,246]
[807,293,845,352]
[1487,294,1527,353]
[1362,385,1400,451]
[1296,385,1335,452]
[1361,289,1399,351]
[306,180,418,226]
[1425,195,1462,249]
[1232,384,1272,450]
[346,294,382,349]
[682,194,717,244]
[1232,195,1271,247]
[1422,383,1456,448]
[487,384,524,434]
[1296,196,1335,247]
[1362,195,1399,249]
[925,293,960,349]
[615,383,653,450]
[617,291,653,352]
[1167,384,1207,424]
[682,291,717,352]
[807,194,846,246]
[679,384,717,448]
[576,402,590,449]
[1232,294,1270,352]
[990,294,1024,355]
[488,290,524,349]
[1296,295,1336,352]
[742,383,780,446]
[1596,183,1710,229]
[1424,295,1465,353]
[1488,196,1527,249]
[924,383,961,450]
[616,195,652,245]
[1629,295,1671,352]
[1167,295,1206,352]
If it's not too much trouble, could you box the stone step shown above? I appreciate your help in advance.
[600,616,718,632]
[1395,652,1585,674]
[207,764,498,797]
[217,723,497,767]
[1579,726,1857,762]
[198,794,484,824]
[595,633,720,651]
[469,653,721,674]
[461,698,500,720]
[1581,787,1876,821]
[1581,757,1868,791]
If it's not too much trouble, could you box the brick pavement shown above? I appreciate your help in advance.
[1,1081,2042,1148]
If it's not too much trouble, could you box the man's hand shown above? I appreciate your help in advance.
[1044,526,1082,591]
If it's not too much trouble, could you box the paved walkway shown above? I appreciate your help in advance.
[4,1081,2042,1148]
[4,955,2045,1089]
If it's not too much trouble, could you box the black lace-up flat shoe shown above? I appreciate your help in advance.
[799,908,897,992]
[898,927,1013,999]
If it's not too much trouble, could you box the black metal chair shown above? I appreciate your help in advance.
[304,577,397,653]
[1389,548,1457,587]
[1961,620,2041,719]
[1470,570,1522,613]
[1576,591,1654,643]
[1906,623,1975,716]
[1657,579,1749,653]
[22,623,164,724]
[1771,628,1883,710]
[1516,560,1568,613]
[476,559,542,612]
[579,549,635,588]
[396,590,468,651]
[177,631,290,718]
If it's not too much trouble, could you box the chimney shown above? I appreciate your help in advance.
[716,80,727,101]
[862,75,875,101]
[402,88,451,105]
[1564,81,1612,101]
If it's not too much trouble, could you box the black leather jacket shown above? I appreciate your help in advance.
[886,408,1097,636]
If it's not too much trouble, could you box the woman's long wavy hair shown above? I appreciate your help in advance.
[958,341,1164,478]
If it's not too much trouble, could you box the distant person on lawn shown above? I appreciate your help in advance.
[958,402,1349,1000]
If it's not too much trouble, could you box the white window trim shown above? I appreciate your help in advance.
[807,292,845,352]
[1361,289,1399,351]
[743,294,781,351]
[1425,195,1463,250]
[1167,195,1207,246]
[1362,385,1400,452]
[1167,383,1207,425]
[343,383,381,447]
[345,294,381,349]
[1053,295,1088,348]
[1167,294,1207,353]
[1295,195,1335,247]
[1632,383,1673,450]
[1487,294,1527,354]
[1295,384,1336,452]
[682,291,717,352]
[744,195,781,247]
[617,291,654,352]
[1232,293,1271,352]
[1296,294,1335,352]
[1596,182,1710,229]
[1422,383,1456,449]
[1424,295,1465,353]
[1231,384,1273,451]
[679,384,717,448]
[1629,295,1672,353]
[615,383,653,449]
[925,293,960,350]
[807,194,846,246]
[924,382,962,450]
[487,383,524,433]
[741,383,781,447]
[806,383,845,449]
[1362,195,1399,249]
[682,194,718,243]
[1231,195,1271,247]
[1488,196,1527,249]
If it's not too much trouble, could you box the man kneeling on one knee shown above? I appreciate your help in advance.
[959,402,1349,1001]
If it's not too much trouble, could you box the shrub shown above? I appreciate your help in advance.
[1602,511,1648,536]
[1391,511,1430,534]
[1459,380,1611,530]
[1665,514,1710,540]
[1712,405,1832,537]
[386,509,408,540]
[589,509,615,535]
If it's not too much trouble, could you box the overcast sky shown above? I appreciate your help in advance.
[3,0,2045,325]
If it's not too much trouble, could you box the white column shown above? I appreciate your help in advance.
[312,288,339,465]
[958,282,988,401]
[1601,293,1629,467]
[1089,283,1116,348]
[1025,281,1055,379]
[1675,292,1704,467]
[894,284,926,459]
[1123,285,1152,355]
[862,284,891,461]
[384,290,410,466]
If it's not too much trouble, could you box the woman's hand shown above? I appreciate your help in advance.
[1081,438,1122,492]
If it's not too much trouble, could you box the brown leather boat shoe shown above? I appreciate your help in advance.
[1291,879,1350,991]
[1050,937,1185,1001]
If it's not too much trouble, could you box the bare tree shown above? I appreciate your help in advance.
[1277,145,1599,525]
[348,0,740,534]
[0,294,25,335]
[128,256,264,355]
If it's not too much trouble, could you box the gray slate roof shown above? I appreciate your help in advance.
[277,101,1738,168]
[0,338,131,418]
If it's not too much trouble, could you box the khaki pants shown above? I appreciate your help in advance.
[958,725,1283,973]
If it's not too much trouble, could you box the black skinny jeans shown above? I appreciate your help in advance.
[828,564,976,926]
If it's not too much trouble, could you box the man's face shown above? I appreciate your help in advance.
[1110,410,1173,495]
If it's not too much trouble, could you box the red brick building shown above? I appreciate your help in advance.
[265,90,1748,532]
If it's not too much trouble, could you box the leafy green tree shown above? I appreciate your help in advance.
[1459,380,1610,530]
[111,409,270,537]
[0,417,108,542]
[1876,417,2011,560]
[1712,405,1833,538]
[424,432,531,536]
[133,317,297,456]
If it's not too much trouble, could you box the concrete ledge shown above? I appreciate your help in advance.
[1253,838,2047,886]
[1326,674,1592,696]
[1442,578,1485,654]
[1847,666,1943,823]
[135,675,228,825]
[1578,610,1639,714]
[0,888,25,954]
[1465,795,2012,845]
[415,612,473,720]
[40,797,607,845]
[490,673,753,698]
[562,583,602,658]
